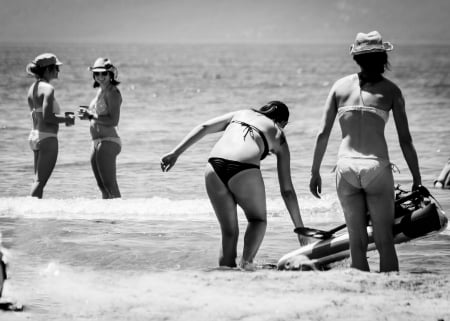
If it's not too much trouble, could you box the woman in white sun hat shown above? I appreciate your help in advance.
[309,31,422,272]
[26,53,75,198]
[79,57,122,198]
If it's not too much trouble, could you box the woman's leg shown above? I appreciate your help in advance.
[435,159,450,188]
[205,164,239,267]
[229,168,267,267]
[365,166,398,272]
[90,144,109,199]
[33,150,38,174]
[31,137,58,199]
[336,173,370,271]
[93,141,121,199]
[0,251,6,298]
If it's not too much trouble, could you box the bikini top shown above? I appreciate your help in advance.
[30,80,61,114]
[230,120,269,160]
[337,86,389,124]
[92,93,108,115]
[337,105,389,123]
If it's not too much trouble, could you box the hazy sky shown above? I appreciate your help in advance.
[0,0,449,44]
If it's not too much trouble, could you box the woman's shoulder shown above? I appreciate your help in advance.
[381,77,402,93]
[235,108,254,115]
[328,74,357,97]
[30,80,52,91]
[234,109,269,121]
[35,81,55,98]
[105,85,122,100]
[107,85,121,95]
[38,81,54,89]
[334,74,357,87]
[229,109,255,120]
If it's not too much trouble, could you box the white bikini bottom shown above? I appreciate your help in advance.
[336,157,393,189]
[92,137,122,149]
[28,129,57,151]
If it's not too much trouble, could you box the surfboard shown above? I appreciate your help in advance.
[277,191,448,271]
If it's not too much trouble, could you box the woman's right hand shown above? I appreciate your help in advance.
[160,152,178,172]
[65,112,75,126]
[77,106,91,120]
[309,172,322,199]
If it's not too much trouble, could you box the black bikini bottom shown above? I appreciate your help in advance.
[208,157,260,186]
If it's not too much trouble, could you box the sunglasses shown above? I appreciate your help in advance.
[94,71,109,76]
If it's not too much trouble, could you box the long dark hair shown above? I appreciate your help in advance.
[29,64,58,78]
[253,101,289,123]
[353,52,390,75]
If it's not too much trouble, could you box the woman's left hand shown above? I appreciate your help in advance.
[77,108,94,121]
[309,172,322,199]
[160,153,178,172]
[65,113,75,126]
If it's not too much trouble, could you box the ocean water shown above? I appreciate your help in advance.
[0,43,449,319]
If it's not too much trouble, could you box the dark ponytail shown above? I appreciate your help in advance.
[29,64,57,78]
[253,100,289,123]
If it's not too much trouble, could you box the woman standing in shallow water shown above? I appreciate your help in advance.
[309,31,422,272]
[26,53,75,198]
[79,58,122,199]
[161,101,308,270]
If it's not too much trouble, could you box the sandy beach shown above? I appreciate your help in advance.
[1,267,449,321]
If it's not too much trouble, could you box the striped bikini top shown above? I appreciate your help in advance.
[337,86,389,123]
[92,94,108,115]
[337,105,389,123]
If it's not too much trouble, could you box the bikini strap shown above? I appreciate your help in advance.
[359,87,366,107]
[231,120,256,138]
[231,120,269,160]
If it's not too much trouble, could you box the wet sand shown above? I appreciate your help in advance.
[1,268,449,321]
